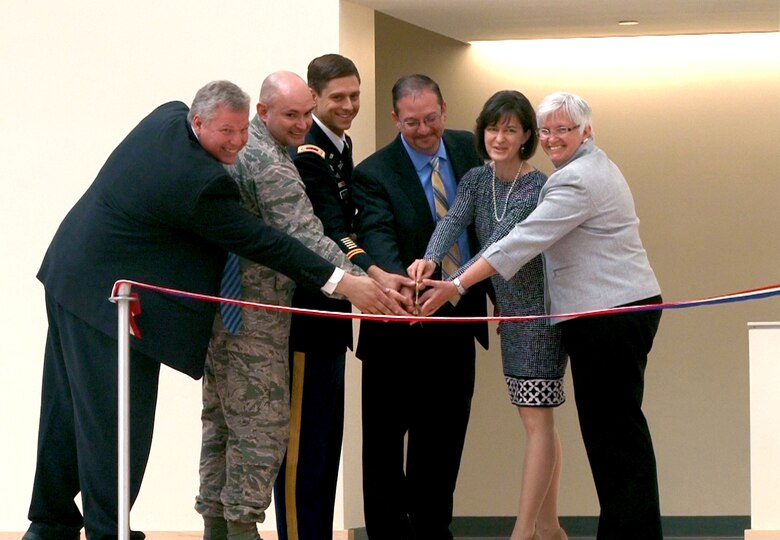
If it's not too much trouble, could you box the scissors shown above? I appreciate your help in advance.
[414,280,421,315]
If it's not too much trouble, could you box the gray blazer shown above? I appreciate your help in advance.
[483,139,660,320]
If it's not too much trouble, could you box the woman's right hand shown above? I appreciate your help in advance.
[407,259,437,283]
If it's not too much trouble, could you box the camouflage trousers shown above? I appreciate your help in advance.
[195,314,291,523]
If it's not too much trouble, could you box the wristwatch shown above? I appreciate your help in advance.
[452,277,467,296]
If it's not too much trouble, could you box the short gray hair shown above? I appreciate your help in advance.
[537,92,593,137]
[187,80,250,124]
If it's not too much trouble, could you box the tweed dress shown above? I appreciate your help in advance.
[424,164,567,406]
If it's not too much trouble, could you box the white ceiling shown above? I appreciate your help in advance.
[350,0,780,41]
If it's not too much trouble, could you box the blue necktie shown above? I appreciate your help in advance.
[219,252,242,334]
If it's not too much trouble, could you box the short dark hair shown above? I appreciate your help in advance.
[391,74,443,114]
[475,90,538,161]
[307,54,361,95]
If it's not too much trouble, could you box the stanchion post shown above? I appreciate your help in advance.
[110,282,135,540]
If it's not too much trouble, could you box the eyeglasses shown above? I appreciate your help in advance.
[400,112,442,130]
[537,125,580,139]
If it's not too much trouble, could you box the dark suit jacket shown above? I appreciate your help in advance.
[38,101,335,378]
[288,122,368,354]
[352,130,489,360]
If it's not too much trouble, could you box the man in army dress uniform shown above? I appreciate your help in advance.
[195,71,407,540]
[275,55,407,540]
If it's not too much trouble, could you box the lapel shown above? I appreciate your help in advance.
[387,134,437,232]
[441,130,470,182]
[308,122,338,155]
[309,122,352,182]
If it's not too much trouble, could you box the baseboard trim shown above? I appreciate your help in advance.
[349,515,751,538]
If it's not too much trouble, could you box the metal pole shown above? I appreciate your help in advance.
[110,282,133,540]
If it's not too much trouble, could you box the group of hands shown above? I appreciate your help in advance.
[335,259,459,317]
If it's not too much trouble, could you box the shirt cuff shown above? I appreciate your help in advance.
[483,243,521,281]
[321,267,345,295]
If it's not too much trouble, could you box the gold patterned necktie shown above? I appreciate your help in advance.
[430,156,461,279]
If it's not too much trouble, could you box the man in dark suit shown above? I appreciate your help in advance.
[278,54,409,540]
[352,74,489,540]
[24,80,403,540]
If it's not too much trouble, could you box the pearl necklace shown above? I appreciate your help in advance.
[491,161,524,222]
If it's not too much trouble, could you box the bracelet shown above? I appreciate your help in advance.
[452,277,467,296]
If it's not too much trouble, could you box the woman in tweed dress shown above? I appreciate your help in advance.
[408,90,568,540]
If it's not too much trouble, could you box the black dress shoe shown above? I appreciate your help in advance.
[23,528,80,540]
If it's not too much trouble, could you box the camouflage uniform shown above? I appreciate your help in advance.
[195,115,363,524]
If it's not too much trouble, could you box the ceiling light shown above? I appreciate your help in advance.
[618,20,639,26]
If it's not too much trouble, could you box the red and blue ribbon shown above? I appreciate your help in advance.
[112,280,780,328]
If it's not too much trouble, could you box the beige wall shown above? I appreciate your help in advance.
[0,0,344,533]
[373,13,780,517]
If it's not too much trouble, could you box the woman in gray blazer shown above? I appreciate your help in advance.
[414,92,664,540]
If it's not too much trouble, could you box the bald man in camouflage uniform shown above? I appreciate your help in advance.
[195,72,367,540]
